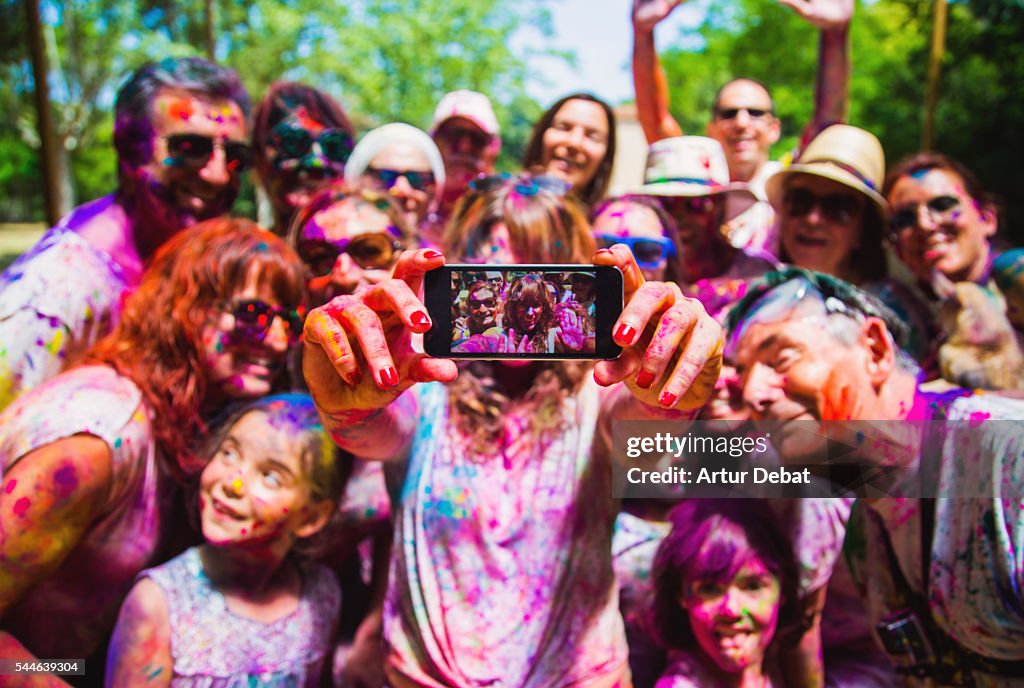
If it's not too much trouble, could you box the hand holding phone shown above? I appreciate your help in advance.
[301,249,458,409]
[592,245,724,411]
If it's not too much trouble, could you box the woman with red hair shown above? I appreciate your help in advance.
[0,218,306,673]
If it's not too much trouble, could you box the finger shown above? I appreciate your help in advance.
[613,281,681,347]
[405,353,459,385]
[391,248,446,297]
[303,304,361,386]
[336,300,400,389]
[594,346,642,386]
[657,311,724,410]
[594,244,645,302]
[633,303,693,390]
[362,279,432,333]
[776,0,812,17]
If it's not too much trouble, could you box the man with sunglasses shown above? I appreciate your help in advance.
[453,281,503,342]
[632,0,853,256]
[429,90,501,232]
[0,57,250,412]
[634,136,774,319]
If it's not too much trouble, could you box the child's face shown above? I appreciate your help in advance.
[682,557,781,675]
[199,411,326,549]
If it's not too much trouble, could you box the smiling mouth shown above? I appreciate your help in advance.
[793,234,828,249]
[211,497,244,520]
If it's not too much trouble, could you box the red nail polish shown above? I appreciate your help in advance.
[659,391,677,407]
[380,367,399,387]
[635,369,655,389]
[614,323,637,343]
[348,369,363,387]
[411,311,431,328]
[423,249,443,259]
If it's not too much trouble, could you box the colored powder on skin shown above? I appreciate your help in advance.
[969,411,991,428]
[53,464,79,498]
[13,497,30,518]
[146,666,163,681]
[241,528,247,535]
[167,99,194,122]
[4,479,16,494]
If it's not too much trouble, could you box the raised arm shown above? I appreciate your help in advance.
[302,249,458,460]
[632,0,685,143]
[778,0,853,147]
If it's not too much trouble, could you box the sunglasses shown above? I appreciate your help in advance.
[227,299,306,346]
[714,107,773,121]
[271,122,354,166]
[437,124,492,150]
[469,173,572,197]
[662,195,720,217]
[783,187,862,225]
[164,134,252,172]
[365,167,436,193]
[889,195,962,233]
[596,234,677,268]
[469,297,498,309]
[297,232,403,276]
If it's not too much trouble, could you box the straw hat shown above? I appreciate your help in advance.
[765,124,888,220]
[634,136,756,218]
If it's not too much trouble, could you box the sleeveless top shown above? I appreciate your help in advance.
[0,364,165,659]
[143,547,341,688]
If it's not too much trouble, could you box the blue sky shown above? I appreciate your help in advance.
[524,0,707,107]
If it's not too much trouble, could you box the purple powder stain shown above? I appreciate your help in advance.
[54,464,79,497]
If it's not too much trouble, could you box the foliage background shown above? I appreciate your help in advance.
[1,0,1021,242]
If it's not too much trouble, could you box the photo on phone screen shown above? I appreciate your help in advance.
[424,265,623,360]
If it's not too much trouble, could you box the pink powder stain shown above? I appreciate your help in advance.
[969,411,991,428]
[241,528,248,535]
[3,479,16,494]
[13,497,30,518]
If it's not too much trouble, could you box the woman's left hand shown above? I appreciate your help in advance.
[593,245,723,411]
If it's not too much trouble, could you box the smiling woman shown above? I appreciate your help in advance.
[523,93,617,209]
[0,218,306,675]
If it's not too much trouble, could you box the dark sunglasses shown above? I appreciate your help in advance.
[297,232,403,276]
[662,195,720,217]
[365,167,436,192]
[438,124,492,149]
[271,122,354,165]
[227,299,306,345]
[596,234,676,269]
[784,187,862,225]
[469,173,572,197]
[714,107,773,121]
[165,133,252,172]
[889,195,961,233]
[469,296,498,309]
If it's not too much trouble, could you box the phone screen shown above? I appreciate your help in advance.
[423,265,623,360]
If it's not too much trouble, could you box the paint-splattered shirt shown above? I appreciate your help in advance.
[384,379,629,688]
[845,392,1024,685]
[142,547,340,688]
[0,208,128,412]
[0,364,166,659]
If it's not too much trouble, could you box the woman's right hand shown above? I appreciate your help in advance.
[632,0,683,33]
[302,249,458,414]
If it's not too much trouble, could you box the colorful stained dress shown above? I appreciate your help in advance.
[141,547,340,687]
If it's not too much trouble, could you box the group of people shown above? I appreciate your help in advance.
[0,0,1022,686]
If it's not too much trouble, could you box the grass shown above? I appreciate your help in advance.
[0,223,46,272]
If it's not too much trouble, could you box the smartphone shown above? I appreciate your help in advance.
[423,264,623,360]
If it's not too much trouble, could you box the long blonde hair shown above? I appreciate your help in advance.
[441,178,596,456]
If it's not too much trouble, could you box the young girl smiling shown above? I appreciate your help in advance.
[106,394,344,687]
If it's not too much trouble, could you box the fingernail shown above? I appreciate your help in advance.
[347,369,363,387]
[411,311,431,328]
[595,248,614,255]
[380,367,399,387]
[614,323,637,343]
[659,391,677,408]
[423,249,443,259]
[635,369,655,389]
